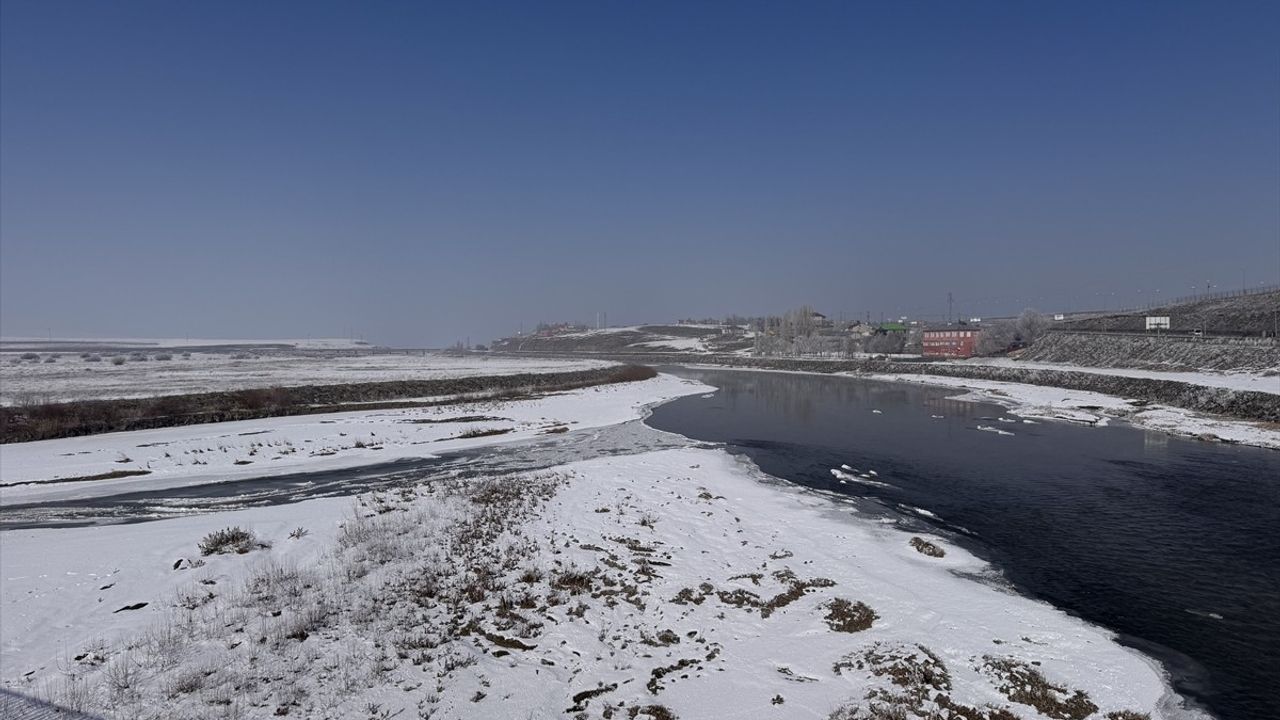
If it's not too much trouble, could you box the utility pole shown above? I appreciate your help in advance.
[947,292,953,324]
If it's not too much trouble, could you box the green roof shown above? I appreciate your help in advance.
[878,322,908,331]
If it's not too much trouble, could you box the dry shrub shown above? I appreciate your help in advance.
[823,598,877,632]
[199,526,267,555]
[909,536,946,558]
[982,656,1098,720]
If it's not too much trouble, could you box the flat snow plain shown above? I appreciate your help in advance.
[0,370,1208,719]
[0,348,609,405]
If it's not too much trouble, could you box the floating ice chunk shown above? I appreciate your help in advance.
[930,414,944,419]
[1185,609,1224,620]
[972,422,1013,435]
[871,409,883,414]
[831,468,890,488]
[898,503,940,520]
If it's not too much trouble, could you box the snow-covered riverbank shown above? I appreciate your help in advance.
[2,447,1202,719]
[869,372,1280,451]
[959,357,1278,396]
[0,372,1208,719]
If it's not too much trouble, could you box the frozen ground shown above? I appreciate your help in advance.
[963,357,1279,395]
[0,373,701,505]
[0,350,610,405]
[872,373,1280,451]
[0,337,373,351]
[1,446,1199,719]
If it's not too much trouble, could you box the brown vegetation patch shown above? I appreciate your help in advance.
[834,642,951,696]
[0,468,151,488]
[830,644,1020,720]
[198,527,270,556]
[761,575,835,617]
[647,657,699,694]
[403,415,508,424]
[551,569,596,595]
[981,656,1098,720]
[909,536,946,557]
[440,427,512,441]
[628,705,678,720]
[823,598,877,633]
[461,622,536,651]
[568,682,618,711]
[671,583,713,605]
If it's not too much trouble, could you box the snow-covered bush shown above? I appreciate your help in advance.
[198,526,267,555]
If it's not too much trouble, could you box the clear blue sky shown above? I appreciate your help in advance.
[3,1,1277,346]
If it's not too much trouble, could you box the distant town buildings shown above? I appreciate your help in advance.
[922,327,980,358]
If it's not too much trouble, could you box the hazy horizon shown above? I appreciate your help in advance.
[3,2,1278,347]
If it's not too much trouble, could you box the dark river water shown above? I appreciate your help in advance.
[644,367,1280,720]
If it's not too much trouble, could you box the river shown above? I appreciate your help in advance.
[5,367,1276,719]
[644,367,1280,720]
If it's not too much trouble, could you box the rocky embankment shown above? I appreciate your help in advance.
[1021,331,1279,372]
[501,352,1280,424]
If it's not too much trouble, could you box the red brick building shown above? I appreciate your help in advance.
[922,327,980,358]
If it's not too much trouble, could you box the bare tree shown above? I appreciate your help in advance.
[976,320,1016,355]
[1016,309,1051,345]
[865,333,905,354]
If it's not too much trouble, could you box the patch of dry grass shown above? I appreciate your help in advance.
[909,536,945,558]
[981,656,1098,720]
[823,598,877,632]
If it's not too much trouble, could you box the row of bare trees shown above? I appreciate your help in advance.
[975,310,1051,355]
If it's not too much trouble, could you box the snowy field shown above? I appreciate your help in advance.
[0,337,374,351]
[0,349,610,405]
[0,441,1198,718]
[871,373,1280,450]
